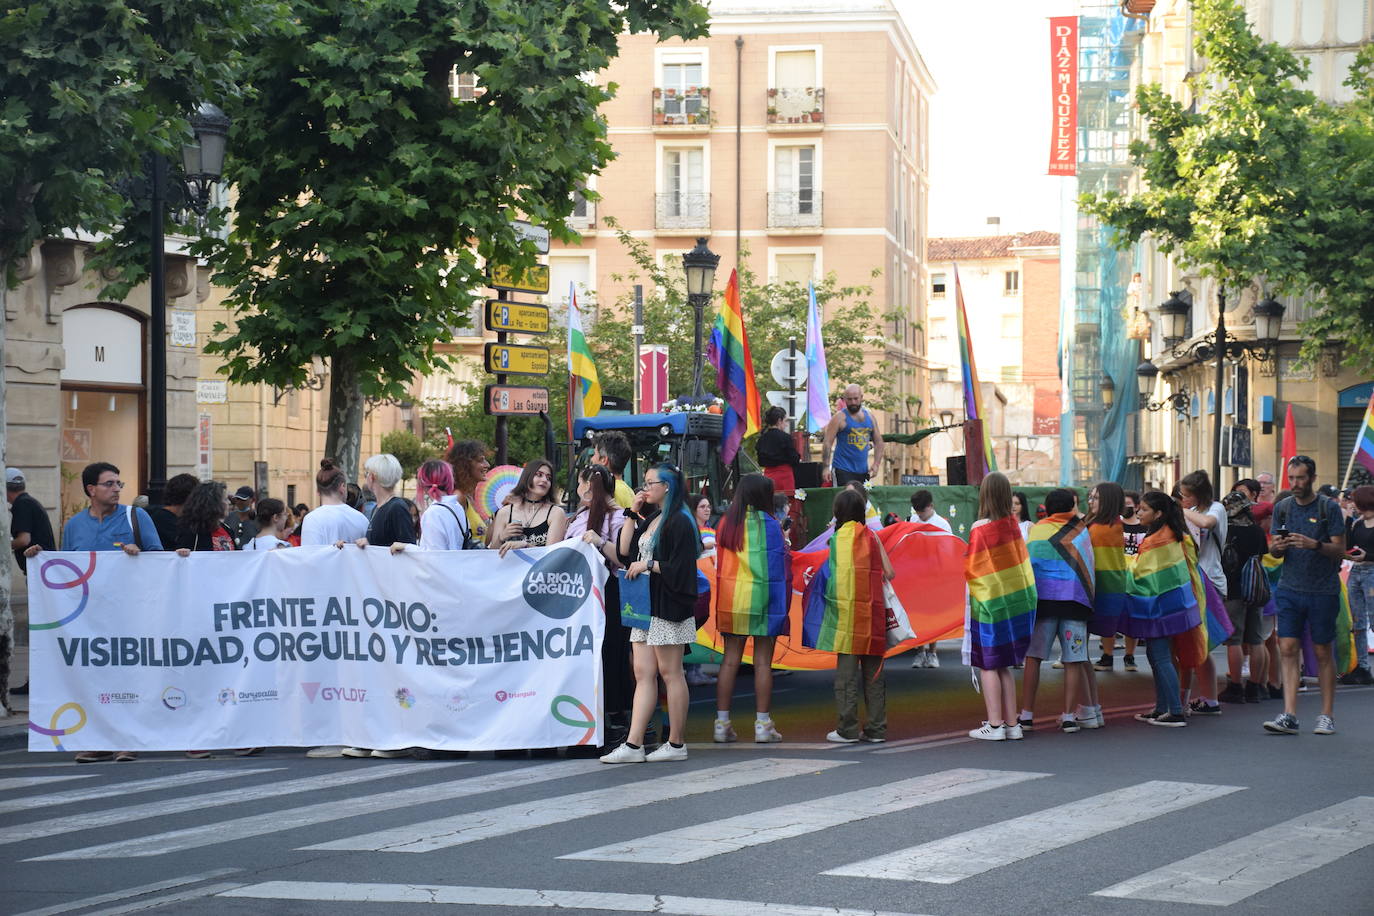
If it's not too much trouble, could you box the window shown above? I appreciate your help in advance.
[663,147,704,212]
[571,188,589,220]
[773,252,816,285]
[931,273,946,297]
[452,70,482,102]
[774,145,815,214]
[1000,314,1020,338]
[929,317,948,341]
[548,255,595,325]
[773,49,817,89]
[661,61,704,120]
[1004,270,1020,295]
[286,484,297,509]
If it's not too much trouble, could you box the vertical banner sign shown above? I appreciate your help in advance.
[1048,16,1078,176]
[637,346,669,414]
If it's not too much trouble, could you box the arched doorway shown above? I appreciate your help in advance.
[60,305,145,516]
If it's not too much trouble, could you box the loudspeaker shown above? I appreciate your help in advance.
[946,455,967,487]
[794,462,822,489]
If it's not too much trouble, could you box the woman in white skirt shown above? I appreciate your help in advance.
[602,463,702,764]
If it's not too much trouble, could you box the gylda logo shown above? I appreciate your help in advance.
[300,682,367,703]
[522,547,592,620]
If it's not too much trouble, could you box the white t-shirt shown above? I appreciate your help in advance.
[300,503,369,546]
[419,495,472,551]
[1190,500,1228,593]
[245,535,291,550]
[909,509,953,533]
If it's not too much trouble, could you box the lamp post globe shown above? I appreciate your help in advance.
[682,237,720,398]
[1135,359,1159,405]
[1253,296,1285,343]
[1100,373,1115,410]
[1158,292,1189,346]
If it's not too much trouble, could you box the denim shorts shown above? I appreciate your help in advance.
[1026,616,1089,663]
[1274,587,1341,644]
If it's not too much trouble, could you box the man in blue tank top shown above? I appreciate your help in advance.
[821,384,884,486]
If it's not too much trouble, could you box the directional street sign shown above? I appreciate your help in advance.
[770,348,807,387]
[484,384,550,416]
[486,300,550,335]
[510,220,551,255]
[485,343,549,376]
[488,263,551,295]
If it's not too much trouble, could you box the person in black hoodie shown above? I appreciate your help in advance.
[602,463,702,764]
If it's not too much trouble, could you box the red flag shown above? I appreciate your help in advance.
[1280,404,1296,480]
[445,426,454,450]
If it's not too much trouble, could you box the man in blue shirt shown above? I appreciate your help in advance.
[821,384,885,487]
[25,461,162,762]
[1262,455,1346,737]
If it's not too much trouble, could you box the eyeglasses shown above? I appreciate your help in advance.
[95,481,124,490]
[643,479,667,489]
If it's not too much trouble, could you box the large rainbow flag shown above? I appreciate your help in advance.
[964,515,1037,668]
[1344,390,1374,485]
[712,509,790,638]
[1122,529,1201,639]
[802,521,887,656]
[953,264,996,473]
[1087,521,1130,636]
[707,268,761,464]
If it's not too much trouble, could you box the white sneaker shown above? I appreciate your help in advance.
[754,721,783,743]
[685,669,717,686]
[1075,709,1104,729]
[969,722,1006,741]
[910,650,926,668]
[713,720,738,743]
[1005,723,1024,740]
[370,748,413,758]
[927,648,940,669]
[306,745,347,758]
[646,742,688,762]
[599,743,646,764]
[340,747,373,758]
[826,730,860,744]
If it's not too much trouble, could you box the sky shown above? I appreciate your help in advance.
[894,0,1076,238]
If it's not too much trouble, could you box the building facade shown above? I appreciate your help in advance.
[926,232,1062,484]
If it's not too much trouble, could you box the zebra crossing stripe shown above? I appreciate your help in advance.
[0,767,281,814]
[562,767,1048,864]
[824,780,1243,883]
[10,869,243,916]
[0,762,464,847]
[306,757,852,854]
[1094,795,1374,906]
[28,759,601,859]
[218,881,932,915]
[0,774,97,792]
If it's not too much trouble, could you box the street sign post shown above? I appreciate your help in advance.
[768,339,807,431]
[484,384,550,416]
[485,300,550,334]
[485,342,549,376]
[509,219,551,254]
[488,263,550,294]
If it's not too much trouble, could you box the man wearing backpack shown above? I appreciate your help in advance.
[1218,488,1271,704]
[24,461,163,762]
[1263,455,1347,736]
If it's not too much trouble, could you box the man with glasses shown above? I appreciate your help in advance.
[25,462,162,763]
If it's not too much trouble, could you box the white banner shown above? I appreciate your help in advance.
[27,543,606,752]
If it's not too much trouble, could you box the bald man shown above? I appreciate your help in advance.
[821,385,883,486]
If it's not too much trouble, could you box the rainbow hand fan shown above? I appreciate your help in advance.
[473,465,522,522]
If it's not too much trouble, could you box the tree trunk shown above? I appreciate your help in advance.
[0,278,13,715]
[323,349,365,483]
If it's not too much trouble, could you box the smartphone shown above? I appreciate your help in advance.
[1274,527,1290,538]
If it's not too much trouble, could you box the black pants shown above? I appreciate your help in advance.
[600,575,632,714]
[835,468,870,487]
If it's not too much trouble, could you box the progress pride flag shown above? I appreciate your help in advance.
[1048,16,1077,176]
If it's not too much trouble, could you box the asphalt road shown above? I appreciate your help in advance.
[3,650,1373,916]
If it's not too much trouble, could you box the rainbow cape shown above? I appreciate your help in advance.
[713,509,790,638]
[964,515,1037,669]
[1087,521,1129,636]
[1027,512,1096,610]
[1171,536,1234,668]
[802,521,886,655]
[1122,529,1200,639]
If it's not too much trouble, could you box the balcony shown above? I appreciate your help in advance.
[767,191,823,231]
[767,87,824,128]
[655,192,710,233]
[652,87,712,131]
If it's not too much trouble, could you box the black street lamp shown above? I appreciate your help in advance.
[1253,295,1286,343]
[1100,374,1115,410]
[144,103,230,505]
[1136,359,1190,416]
[682,237,720,399]
[1157,292,1190,347]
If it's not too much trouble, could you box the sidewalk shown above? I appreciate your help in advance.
[2,647,30,748]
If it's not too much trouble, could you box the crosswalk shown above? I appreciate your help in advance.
[2,754,1371,911]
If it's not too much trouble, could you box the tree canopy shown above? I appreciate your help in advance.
[199,0,710,479]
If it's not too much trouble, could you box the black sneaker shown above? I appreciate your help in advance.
[1059,718,1081,733]
[1016,716,1034,732]
[1134,710,1163,722]
[1218,682,1246,704]
[1123,654,1138,672]
[1338,667,1374,686]
[1267,683,1284,700]
[1188,698,1222,716]
[1148,712,1187,727]
[1243,681,1262,703]
[1093,653,1114,671]
[10,681,28,696]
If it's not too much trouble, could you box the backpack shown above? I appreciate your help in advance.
[1238,553,1271,606]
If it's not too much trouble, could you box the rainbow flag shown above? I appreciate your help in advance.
[953,264,996,473]
[1170,536,1233,669]
[707,268,761,464]
[802,521,886,655]
[1346,391,1374,483]
[964,515,1037,668]
[713,509,790,638]
[1087,521,1130,636]
[1027,512,1096,609]
[1122,529,1201,639]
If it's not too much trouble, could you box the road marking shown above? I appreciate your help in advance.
[30,759,600,859]
[219,881,932,915]
[0,774,97,792]
[825,780,1243,883]
[871,737,970,755]
[307,757,851,854]
[1095,796,1374,906]
[1,762,464,846]
[93,882,246,914]
[562,767,1047,864]
[0,767,280,813]
[688,687,794,706]
[688,742,836,751]
[10,869,241,916]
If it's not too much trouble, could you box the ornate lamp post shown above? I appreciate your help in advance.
[682,237,720,399]
[1100,374,1115,410]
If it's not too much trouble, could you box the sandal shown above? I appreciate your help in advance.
[185,750,212,759]
[75,751,114,764]
[113,751,138,762]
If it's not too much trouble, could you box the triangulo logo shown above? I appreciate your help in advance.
[522,547,592,620]
[216,687,237,706]
[161,686,187,710]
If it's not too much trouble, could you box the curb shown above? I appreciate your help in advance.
[0,723,29,751]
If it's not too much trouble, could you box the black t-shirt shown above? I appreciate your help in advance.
[1122,521,1147,556]
[10,491,56,573]
[1222,523,1268,598]
[148,506,180,551]
[366,498,417,547]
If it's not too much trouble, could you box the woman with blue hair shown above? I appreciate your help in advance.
[602,463,703,763]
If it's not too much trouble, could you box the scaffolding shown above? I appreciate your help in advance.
[1059,4,1145,488]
